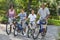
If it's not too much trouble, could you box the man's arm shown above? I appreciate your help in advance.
[46,8,50,19]
[46,14,50,19]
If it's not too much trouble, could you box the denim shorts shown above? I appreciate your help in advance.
[18,20,26,29]
[8,17,14,25]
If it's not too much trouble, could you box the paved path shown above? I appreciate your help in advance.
[0,24,59,40]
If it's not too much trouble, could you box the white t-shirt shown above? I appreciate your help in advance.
[28,14,36,22]
[38,7,50,20]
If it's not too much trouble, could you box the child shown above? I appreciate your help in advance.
[28,9,36,29]
[16,9,27,36]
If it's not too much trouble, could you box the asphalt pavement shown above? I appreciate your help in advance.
[0,24,59,40]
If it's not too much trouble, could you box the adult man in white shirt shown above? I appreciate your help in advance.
[28,9,36,29]
[37,3,50,33]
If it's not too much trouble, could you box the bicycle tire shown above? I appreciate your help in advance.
[34,26,40,39]
[27,28,30,38]
[6,23,12,35]
[41,27,47,37]
[14,26,18,36]
[31,29,35,39]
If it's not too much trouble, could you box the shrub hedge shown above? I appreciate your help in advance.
[48,19,60,26]
[0,16,60,26]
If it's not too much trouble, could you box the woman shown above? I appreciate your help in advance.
[7,4,16,25]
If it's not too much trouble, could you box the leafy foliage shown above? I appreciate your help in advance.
[0,0,60,25]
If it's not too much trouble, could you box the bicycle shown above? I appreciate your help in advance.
[6,17,15,35]
[35,19,47,39]
[27,21,37,40]
[14,19,27,36]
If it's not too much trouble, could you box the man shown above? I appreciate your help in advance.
[37,3,50,33]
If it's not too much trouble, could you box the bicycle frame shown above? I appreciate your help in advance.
[39,19,47,33]
[13,19,23,30]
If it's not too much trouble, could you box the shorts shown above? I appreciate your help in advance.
[8,17,14,25]
[18,20,26,29]
[29,21,36,29]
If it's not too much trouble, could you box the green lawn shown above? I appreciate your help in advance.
[48,19,60,26]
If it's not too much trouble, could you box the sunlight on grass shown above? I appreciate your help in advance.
[48,19,60,26]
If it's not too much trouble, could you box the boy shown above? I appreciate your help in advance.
[16,9,27,36]
[28,9,36,29]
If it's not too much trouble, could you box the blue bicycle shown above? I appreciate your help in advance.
[13,19,27,36]
[35,19,47,39]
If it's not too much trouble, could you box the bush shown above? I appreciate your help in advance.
[49,15,59,19]
[0,16,8,24]
[48,19,60,26]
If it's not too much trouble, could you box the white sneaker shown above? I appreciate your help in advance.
[24,33,27,36]
[34,34,36,37]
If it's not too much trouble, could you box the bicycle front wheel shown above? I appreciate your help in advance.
[6,23,12,35]
[14,26,18,36]
[34,25,40,39]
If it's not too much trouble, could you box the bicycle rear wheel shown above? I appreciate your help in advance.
[41,27,47,38]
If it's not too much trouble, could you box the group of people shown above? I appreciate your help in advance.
[7,3,50,36]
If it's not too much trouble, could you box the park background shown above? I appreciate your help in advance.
[0,0,60,26]
[0,0,60,40]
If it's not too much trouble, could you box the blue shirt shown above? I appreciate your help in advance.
[18,12,27,20]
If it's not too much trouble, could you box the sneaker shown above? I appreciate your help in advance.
[24,33,27,36]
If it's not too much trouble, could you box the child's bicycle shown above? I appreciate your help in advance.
[6,17,26,36]
[27,21,37,40]
[13,19,27,36]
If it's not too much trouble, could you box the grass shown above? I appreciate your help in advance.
[48,19,60,26]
